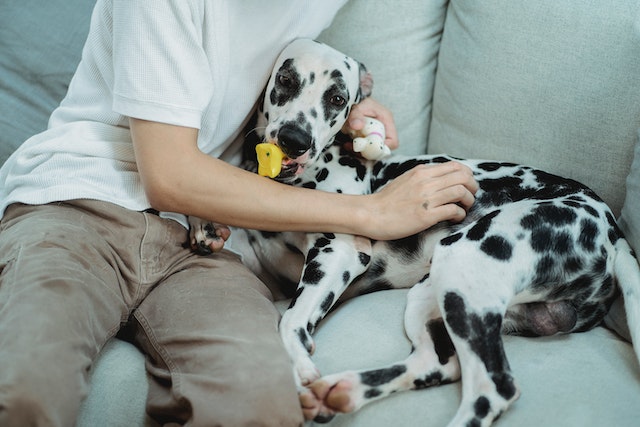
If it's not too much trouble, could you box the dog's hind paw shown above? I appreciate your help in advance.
[299,385,335,422]
[300,375,362,422]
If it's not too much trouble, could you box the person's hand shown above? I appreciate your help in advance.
[360,162,478,240]
[343,97,399,151]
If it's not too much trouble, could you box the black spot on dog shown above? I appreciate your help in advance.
[320,292,335,314]
[302,181,317,189]
[364,388,382,399]
[315,236,332,247]
[288,287,304,309]
[467,210,500,241]
[369,259,387,276]
[531,228,573,254]
[427,319,456,365]
[441,232,463,246]
[477,162,515,172]
[316,168,329,182]
[474,396,491,418]
[307,247,320,262]
[444,292,513,395]
[271,58,303,106]
[533,255,556,286]
[338,156,367,181]
[536,204,578,226]
[359,252,371,266]
[297,327,313,353]
[530,226,553,252]
[578,218,598,251]
[564,256,583,273]
[491,372,517,400]
[476,176,525,207]
[443,292,470,339]
[414,372,448,389]
[582,204,599,218]
[481,236,513,261]
[323,152,334,163]
[343,271,351,284]
[302,261,325,285]
[360,365,407,387]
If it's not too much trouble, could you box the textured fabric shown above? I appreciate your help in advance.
[318,0,449,156]
[0,0,93,165]
[281,290,640,427]
[76,339,150,427]
[620,131,640,262]
[0,0,346,221]
[605,132,640,342]
[427,0,640,216]
[0,200,302,426]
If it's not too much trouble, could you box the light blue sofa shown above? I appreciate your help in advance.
[2,1,640,426]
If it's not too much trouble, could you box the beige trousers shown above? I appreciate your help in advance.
[0,200,303,427]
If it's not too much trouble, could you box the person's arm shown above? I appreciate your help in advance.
[130,118,477,241]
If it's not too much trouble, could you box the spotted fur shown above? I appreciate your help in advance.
[188,39,640,426]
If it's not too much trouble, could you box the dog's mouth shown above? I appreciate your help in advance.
[256,141,309,180]
[277,151,309,179]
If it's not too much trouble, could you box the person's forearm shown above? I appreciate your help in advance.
[130,118,477,241]
[130,118,369,235]
[168,152,369,234]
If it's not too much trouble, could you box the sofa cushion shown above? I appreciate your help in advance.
[318,0,448,156]
[427,0,640,215]
[77,339,152,427]
[0,0,93,165]
[298,290,640,427]
[620,131,640,261]
[605,132,640,342]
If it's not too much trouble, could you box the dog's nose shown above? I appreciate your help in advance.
[278,123,311,158]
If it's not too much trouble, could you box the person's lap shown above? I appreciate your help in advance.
[0,200,302,426]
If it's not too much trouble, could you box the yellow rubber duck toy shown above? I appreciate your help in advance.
[256,143,285,178]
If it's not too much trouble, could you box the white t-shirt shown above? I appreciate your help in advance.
[0,0,346,225]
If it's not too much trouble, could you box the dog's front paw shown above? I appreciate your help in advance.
[294,355,321,387]
[187,216,231,255]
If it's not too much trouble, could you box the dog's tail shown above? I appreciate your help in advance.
[611,238,640,366]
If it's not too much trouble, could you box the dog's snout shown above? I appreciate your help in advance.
[278,124,311,158]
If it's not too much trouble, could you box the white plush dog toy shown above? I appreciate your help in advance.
[351,117,391,160]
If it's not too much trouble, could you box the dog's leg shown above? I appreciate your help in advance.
[301,276,462,422]
[432,259,521,427]
[281,233,372,387]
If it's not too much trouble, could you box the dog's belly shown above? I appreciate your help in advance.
[343,225,452,299]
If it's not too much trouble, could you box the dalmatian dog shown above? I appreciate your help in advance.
[188,38,640,426]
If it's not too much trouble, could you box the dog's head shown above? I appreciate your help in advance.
[256,38,372,180]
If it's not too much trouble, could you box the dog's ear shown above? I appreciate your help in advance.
[357,62,373,100]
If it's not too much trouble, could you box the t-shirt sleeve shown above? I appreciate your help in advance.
[111,0,213,129]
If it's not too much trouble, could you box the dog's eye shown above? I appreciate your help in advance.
[330,95,346,106]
